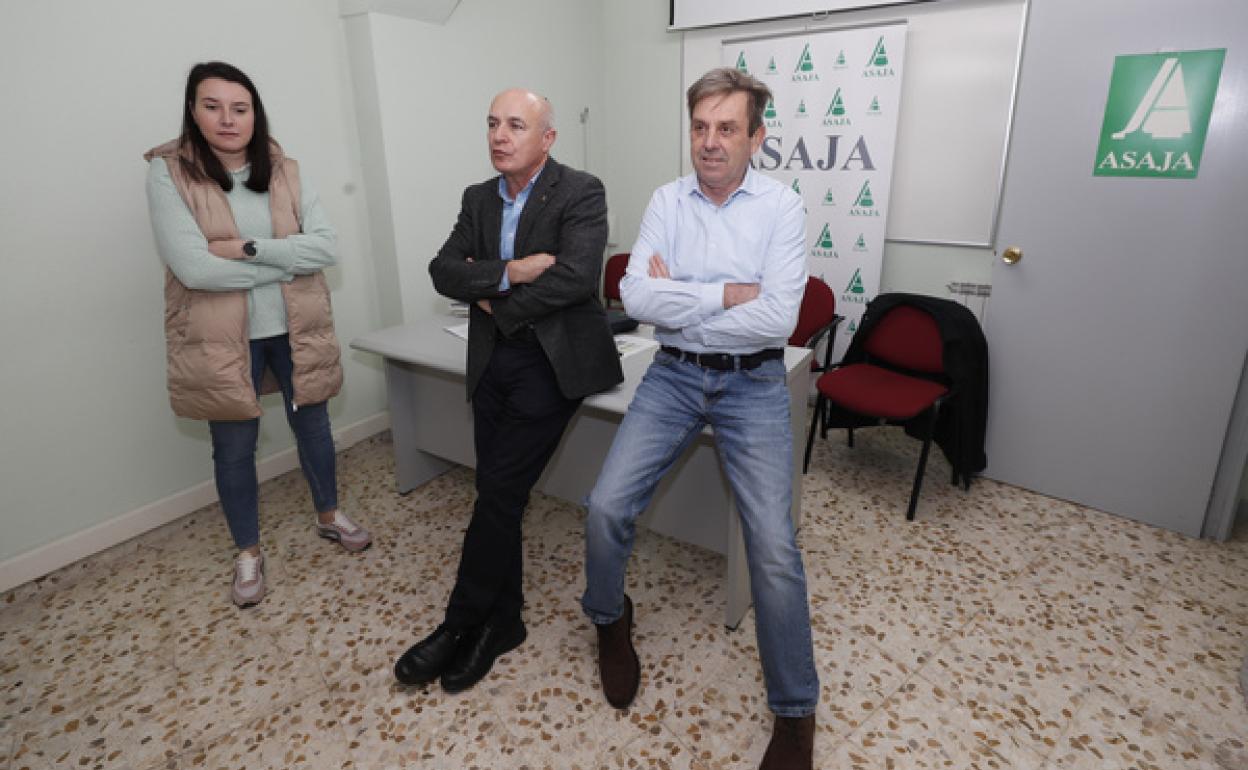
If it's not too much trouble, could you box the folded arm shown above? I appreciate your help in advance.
[428,188,510,303]
[490,176,608,336]
[618,190,724,328]
[245,176,338,274]
[680,191,807,348]
[146,158,290,291]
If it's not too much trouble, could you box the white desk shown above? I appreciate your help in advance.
[351,315,812,629]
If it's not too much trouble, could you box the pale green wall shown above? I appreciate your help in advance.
[0,0,387,564]
[601,0,685,256]
[364,0,609,321]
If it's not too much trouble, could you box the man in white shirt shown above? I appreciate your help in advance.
[581,68,818,770]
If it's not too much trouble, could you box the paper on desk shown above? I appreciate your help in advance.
[444,322,469,340]
[615,335,659,358]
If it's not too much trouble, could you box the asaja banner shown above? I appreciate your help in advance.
[1094,48,1226,179]
[725,23,907,359]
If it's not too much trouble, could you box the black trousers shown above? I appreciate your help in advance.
[444,338,581,629]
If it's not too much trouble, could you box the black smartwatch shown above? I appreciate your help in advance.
[242,240,257,258]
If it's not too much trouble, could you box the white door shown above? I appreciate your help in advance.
[984,0,1248,537]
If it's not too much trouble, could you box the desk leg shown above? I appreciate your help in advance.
[386,361,455,493]
[724,498,751,630]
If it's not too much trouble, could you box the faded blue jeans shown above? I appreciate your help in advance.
[209,334,338,550]
[581,349,819,717]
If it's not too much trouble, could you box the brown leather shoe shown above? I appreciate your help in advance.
[596,594,640,708]
[759,714,815,770]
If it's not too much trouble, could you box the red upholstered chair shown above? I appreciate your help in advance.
[803,303,950,521]
[788,277,843,372]
[603,252,629,308]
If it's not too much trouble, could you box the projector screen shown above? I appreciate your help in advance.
[670,0,933,30]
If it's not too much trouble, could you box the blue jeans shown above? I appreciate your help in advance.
[209,335,338,550]
[582,350,819,717]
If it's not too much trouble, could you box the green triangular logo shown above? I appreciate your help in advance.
[868,96,881,114]
[826,89,846,117]
[735,52,748,73]
[796,99,808,117]
[766,56,778,75]
[845,268,865,295]
[796,44,815,73]
[764,98,777,119]
[855,234,867,249]
[791,178,802,195]
[854,181,875,208]
[848,319,858,332]
[816,224,835,249]
[822,189,835,206]
[836,50,847,66]
[868,38,889,67]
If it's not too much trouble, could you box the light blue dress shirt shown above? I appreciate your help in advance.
[621,167,808,354]
[496,166,544,292]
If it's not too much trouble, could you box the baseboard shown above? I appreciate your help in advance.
[0,411,390,595]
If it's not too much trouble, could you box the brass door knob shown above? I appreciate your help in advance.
[1001,246,1023,265]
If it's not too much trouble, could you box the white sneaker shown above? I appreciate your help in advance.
[231,551,266,607]
[316,510,373,553]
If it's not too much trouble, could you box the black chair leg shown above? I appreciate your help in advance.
[847,426,854,447]
[906,405,941,521]
[803,394,824,473]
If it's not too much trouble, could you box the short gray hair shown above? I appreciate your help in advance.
[686,67,771,136]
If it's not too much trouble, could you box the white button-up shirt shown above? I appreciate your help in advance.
[621,168,808,354]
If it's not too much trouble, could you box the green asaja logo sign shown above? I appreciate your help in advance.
[823,89,850,127]
[868,39,888,66]
[1094,49,1224,178]
[821,189,836,206]
[849,181,879,217]
[766,56,778,75]
[842,268,867,303]
[827,91,845,116]
[811,223,838,258]
[867,96,881,116]
[791,178,802,195]
[793,43,820,82]
[795,99,809,118]
[764,97,781,129]
[834,50,848,70]
[853,234,868,252]
[735,52,748,74]
[865,37,895,76]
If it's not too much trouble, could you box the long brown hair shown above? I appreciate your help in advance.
[178,61,273,192]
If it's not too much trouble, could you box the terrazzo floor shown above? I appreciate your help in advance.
[3,427,1246,770]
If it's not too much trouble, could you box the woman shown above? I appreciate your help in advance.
[145,61,371,608]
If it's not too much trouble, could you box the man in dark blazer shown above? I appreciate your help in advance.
[394,88,623,694]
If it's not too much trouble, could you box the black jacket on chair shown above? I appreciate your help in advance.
[428,158,624,401]
[829,293,989,486]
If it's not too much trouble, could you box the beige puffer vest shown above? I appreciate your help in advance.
[144,139,342,421]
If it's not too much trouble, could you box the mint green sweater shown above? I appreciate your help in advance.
[145,157,337,340]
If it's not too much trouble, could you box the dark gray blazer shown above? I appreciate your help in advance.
[429,158,624,401]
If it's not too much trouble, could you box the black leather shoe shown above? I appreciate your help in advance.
[394,624,467,686]
[439,617,527,693]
